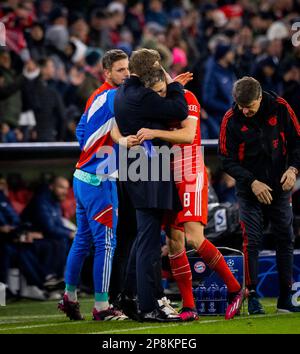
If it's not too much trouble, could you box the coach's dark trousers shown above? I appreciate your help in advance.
[238,191,295,297]
[109,182,137,304]
[124,208,163,313]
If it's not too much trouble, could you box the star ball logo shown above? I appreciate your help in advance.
[227,259,235,268]
[194,261,206,274]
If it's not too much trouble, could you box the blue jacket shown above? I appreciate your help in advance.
[0,191,20,227]
[203,59,236,120]
[22,188,71,240]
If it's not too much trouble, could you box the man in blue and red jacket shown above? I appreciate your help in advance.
[58,49,138,321]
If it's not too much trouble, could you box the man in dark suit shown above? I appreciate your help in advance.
[114,49,188,322]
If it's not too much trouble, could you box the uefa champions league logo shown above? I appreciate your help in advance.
[227,259,235,267]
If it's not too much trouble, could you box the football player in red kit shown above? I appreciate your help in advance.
[137,67,246,321]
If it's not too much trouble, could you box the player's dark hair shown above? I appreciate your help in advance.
[102,49,128,70]
[140,67,165,88]
[129,48,161,77]
[233,76,262,107]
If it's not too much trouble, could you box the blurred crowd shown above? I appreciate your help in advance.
[0,0,300,141]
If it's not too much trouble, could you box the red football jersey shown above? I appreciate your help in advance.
[172,90,203,182]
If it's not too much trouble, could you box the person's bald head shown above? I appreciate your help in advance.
[50,176,70,201]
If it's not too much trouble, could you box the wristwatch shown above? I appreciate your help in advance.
[288,166,299,175]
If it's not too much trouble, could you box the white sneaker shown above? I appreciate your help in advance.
[20,285,47,300]
[47,291,63,300]
[158,296,178,316]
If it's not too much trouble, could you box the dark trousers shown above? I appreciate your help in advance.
[109,182,137,304]
[238,191,295,297]
[33,239,68,279]
[0,242,46,288]
[124,208,163,313]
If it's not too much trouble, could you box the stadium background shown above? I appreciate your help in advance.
[0,0,300,332]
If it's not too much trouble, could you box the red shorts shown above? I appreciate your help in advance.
[171,168,208,231]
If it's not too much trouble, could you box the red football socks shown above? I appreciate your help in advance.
[169,249,195,309]
[197,239,241,293]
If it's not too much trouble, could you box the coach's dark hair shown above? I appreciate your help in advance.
[129,48,161,77]
[102,49,128,70]
[232,76,262,107]
[140,67,165,88]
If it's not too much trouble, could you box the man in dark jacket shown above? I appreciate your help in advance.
[22,176,74,279]
[0,185,45,294]
[22,58,66,142]
[202,44,236,139]
[0,49,23,137]
[219,76,300,314]
[114,48,188,322]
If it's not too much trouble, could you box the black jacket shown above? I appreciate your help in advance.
[23,77,66,141]
[115,76,188,210]
[218,91,300,195]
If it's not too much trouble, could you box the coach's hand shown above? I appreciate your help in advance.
[281,168,297,191]
[251,180,273,204]
[174,72,193,86]
[119,135,140,148]
[137,128,156,143]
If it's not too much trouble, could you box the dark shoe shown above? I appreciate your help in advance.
[44,276,65,290]
[140,308,181,322]
[248,290,265,315]
[120,294,140,321]
[92,306,128,320]
[178,307,199,321]
[58,294,84,320]
[277,295,300,313]
[110,293,123,311]
[225,288,248,320]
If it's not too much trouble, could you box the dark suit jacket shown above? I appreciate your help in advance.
[115,76,188,210]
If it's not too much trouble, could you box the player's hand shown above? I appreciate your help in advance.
[0,225,15,233]
[280,168,297,191]
[174,72,193,86]
[137,128,156,143]
[27,232,43,240]
[251,180,273,204]
[119,135,140,148]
